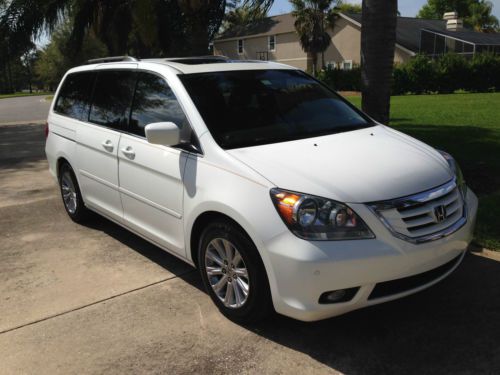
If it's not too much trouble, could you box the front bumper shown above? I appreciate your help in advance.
[263,188,478,322]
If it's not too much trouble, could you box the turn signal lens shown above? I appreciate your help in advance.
[274,192,300,224]
[270,188,375,241]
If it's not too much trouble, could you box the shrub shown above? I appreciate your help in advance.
[435,53,470,93]
[317,65,362,91]
[317,53,500,95]
[391,53,500,95]
[469,53,500,92]
[394,54,438,94]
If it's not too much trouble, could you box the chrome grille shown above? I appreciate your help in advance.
[368,179,467,243]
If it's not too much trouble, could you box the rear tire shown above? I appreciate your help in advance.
[59,162,91,223]
[198,220,273,323]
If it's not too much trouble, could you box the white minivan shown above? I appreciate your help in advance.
[45,56,478,322]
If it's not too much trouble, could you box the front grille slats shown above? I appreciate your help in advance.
[369,180,466,243]
[397,190,460,219]
[403,214,434,227]
[407,209,462,237]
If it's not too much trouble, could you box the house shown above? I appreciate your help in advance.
[213,12,500,71]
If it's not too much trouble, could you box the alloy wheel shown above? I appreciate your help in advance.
[205,238,250,308]
[61,171,78,214]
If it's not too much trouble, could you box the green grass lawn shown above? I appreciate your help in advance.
[0,92,53,100]
[348,93,500,250]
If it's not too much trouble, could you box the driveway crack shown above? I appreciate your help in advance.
[0,269,195,335]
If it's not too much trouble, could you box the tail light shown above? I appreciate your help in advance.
[44,121,49,139]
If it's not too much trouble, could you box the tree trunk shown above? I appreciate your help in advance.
[312,53,318,76]
[6,58,13,94]
[361,0,398,124]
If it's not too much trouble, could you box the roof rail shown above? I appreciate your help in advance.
[163,55,229,62]
[160,55,231,65]
[86,56,139,65]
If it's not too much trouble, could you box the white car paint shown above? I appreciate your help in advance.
[227,125,454,203]
[46,59,478,321]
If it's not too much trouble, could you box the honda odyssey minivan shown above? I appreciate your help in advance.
[45,56,478,322]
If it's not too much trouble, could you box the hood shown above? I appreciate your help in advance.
[227,125,453,203]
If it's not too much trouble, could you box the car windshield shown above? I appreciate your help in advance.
[179,69,374,149]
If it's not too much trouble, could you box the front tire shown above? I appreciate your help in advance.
[198,220,273,323]
[59,162,90,223]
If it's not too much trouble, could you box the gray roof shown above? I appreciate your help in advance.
[217,12,500,51]
[344,13,447,52]
[216,12,449,52]
[422,27,500,45]
[217,13,295,40]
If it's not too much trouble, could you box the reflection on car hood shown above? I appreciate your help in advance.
[227,125,453,203]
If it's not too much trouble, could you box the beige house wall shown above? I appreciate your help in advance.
[323,17,362,66]
[214,16,415,70]
[214,32,310,70]
[394,47,413,64]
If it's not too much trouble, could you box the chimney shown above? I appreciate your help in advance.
[443,11,463,31]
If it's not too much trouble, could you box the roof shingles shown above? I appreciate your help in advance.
[217,12,500,52]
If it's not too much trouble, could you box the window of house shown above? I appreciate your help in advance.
[130,72,189,139]
[342,60,353,70]
[326,61,337,69]
[89,70,136,130]
[54,72,96,121]
[268,35,276,51]
[237,39,244,54]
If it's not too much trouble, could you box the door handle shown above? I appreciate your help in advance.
[101,140,114,152]
[121,146,136,159]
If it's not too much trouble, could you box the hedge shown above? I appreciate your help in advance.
[317,53,500,95]
[317,66,362,91]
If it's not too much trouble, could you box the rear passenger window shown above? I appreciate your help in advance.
[130,72,189,138]
[54,72,95,120]
[89,70,136,130]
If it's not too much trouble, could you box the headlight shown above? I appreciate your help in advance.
[438,150,467,198]
[270,188,375,240]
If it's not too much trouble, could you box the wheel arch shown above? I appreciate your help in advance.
[56,156,71,180]
[190,211,252,268]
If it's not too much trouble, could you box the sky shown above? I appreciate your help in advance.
[269,0,500,18]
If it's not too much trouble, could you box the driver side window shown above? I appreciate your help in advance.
[130,72,190,140]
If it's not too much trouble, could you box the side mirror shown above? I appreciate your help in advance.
[145,122,180,146]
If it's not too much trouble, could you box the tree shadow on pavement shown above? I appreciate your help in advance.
[84,212,500,374]
[0,123,47,169]
[81,214,202,289]
[248,252,500,374]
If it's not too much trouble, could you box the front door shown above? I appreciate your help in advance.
[118,72,192,256]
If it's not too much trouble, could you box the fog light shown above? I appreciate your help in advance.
[318,287,359,304]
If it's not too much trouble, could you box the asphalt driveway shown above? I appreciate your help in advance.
[0,95,51,125]
[1,97,500,374]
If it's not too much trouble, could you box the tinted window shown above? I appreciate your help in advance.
[89,70,136,130]
[130,72,189,138]
[54,72,95,120]
[179,70,372,149]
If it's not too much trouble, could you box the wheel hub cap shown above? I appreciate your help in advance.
[61,172,77,214]
[205,238,250,308]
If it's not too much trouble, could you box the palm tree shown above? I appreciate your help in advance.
[290,0,340,75]
[222,0,268,32]
[360,0,398,124]
[469,0,499,32]
[1,0,227,57]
